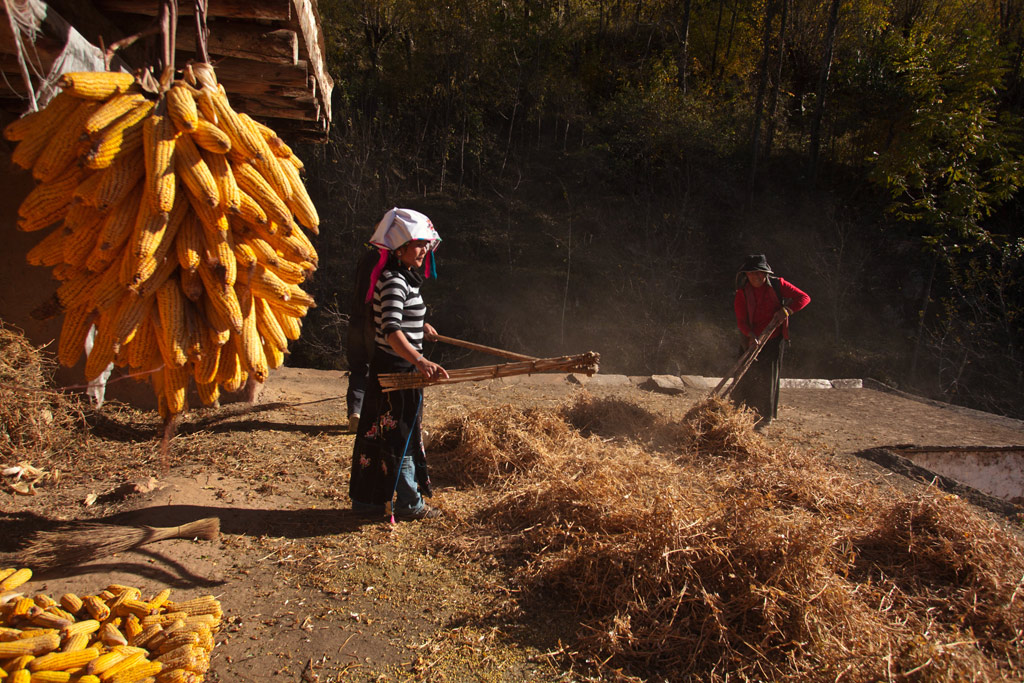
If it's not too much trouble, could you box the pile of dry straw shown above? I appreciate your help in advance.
[0,322,80,460]
[430,394,1024,682]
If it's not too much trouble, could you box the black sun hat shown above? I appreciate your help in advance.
[736,254,773,288]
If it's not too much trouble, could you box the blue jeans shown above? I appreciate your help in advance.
[351,452,424,516]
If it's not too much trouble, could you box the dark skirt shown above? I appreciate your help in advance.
[732,336,786,424]
[348,352,431,506]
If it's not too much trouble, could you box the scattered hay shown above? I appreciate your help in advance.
[432,396,1024,681]
[0,321,80,460]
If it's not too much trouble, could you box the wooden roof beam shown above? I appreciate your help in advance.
[93,0,291,22]
[114,16,299,65]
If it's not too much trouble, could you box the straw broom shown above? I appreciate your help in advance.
[379,352,600,392]
[5,517,220,570]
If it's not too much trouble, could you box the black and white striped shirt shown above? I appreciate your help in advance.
[373,268,426,357]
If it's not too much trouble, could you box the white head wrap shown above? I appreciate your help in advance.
[368,207,441,251]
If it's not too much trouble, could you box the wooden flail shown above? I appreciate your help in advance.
[379,352,600,392]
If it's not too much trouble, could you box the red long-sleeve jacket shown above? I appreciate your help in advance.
[733,277,810,340]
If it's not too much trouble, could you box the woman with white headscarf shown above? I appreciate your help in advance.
[349,208,448,520]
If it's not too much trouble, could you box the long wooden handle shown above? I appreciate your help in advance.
[431,334,537,362]
[711,315,786,398]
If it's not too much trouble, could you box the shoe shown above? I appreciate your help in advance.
[395,504,441,520]
[348,413,360,433]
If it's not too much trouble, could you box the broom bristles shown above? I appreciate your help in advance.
[11,517,221,570]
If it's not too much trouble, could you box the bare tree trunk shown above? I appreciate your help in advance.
[763,0,788,157]
[808,0,841,182]
[749,0,777,192]
[710,0,725,79]
[676,0,693,94]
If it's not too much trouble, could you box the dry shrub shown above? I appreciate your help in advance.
[434,398,1024,681]
[0,322,79,458]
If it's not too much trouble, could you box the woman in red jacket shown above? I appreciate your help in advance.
[732,254,810,430]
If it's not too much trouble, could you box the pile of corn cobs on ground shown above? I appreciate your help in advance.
[6,66,319,418]
[0,567,221,682]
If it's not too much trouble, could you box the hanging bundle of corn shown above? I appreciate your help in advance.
[0,566,221,682]
[5,64,318,418]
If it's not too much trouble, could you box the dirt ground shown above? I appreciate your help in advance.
[2,368,1023,682]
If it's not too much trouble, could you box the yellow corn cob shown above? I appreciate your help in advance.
[56,269,96,308]
[32,100,101,182]
[232,161,291,227]
[152,630,198,654]
[146,590,171,613]
[143,104,178,214]
[249,116,293,158]
[185,191,229,236]
[63,216,104,269]
[26,613,70,631]
[174,132,219,209]
[72,170,106,208]
[272,307,302,341]
[31,595,56,609]
[133,250,181,303]
[197,87,262,161]
[10,92,80,169]
[155,668,196,683]
[166,84,198,133]
[175,215,203,272]
[179,267,204,303]
[152,644,202,672]
[9,597,34,620]
[193,327,221,385]
[263,335,285,370]
[235,188,268,227]
[18,164,87,223]
[195,379,219,407]
[247,264,291,303]
[86,100,154,170]
[203,226,237,287]
[150,368,169,419]
[28,671,71,683]
[277,152,319,233]
[232,241,257,270]
[76,677,101,683]
[59,632,89,653]
[156,279,189,368]
[59,622,97,644]
[96,590,115,602]
[90,258,128,312]
[197,262,243,332]
[58,71,135,100]
[117,600,154,620]
[0,569,31,592]
[94,155,146,213]
[126,191,188,289]
[81,596,109,622]
[110,291,155,356]
[189,119,230,155]
[10,671,30,683]
[96,651,146,680]
[199,148,240,213]
[199,293,232,348]
[6,654,34,670]
[129,623,162,650]
[4,105,49,141]
[57,306,94,369]
[0,631,60,657]
[237,114,291,200]
[124,317,157,370]
[25,226,67,266]
[94,183,144,254]
[98,622,128,648]
[264,256,308,285]
[163,362,190,415]
[236,286,268,383]
[255,296,288,352]
[107,660,162,683]
[84,92,147,136]
[262,225,317,266]
[123,615,143,642]
[28,646,100,672]
[214,336,242,388]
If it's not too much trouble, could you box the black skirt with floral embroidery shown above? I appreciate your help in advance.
[348,352,431,506]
